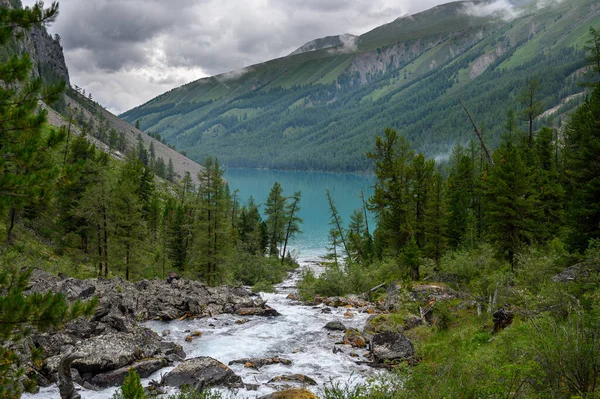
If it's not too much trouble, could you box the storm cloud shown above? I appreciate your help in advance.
[23,0,513,114]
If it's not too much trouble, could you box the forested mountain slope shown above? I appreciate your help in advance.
[122,0,599,172]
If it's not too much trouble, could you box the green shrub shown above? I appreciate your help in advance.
[251,280,275,293]
[166,387,225,399]
[112,369,145,399]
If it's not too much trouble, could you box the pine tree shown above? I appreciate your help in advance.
[412,153,435,250]
[0,2,66,244]
[194,157,231,284]
[564,85,600,250]
[485,134,535,269]
[265,182,286,258]
[532,127,564,241]
[446,146,474,249]
[518,77,544,149]
[326,189,349,261]
[424,172,448,270]
[238,197,266,255]
[0,5,96,394]
[367,128,414,255]
[166,158,175,182]
[281,191,302,264]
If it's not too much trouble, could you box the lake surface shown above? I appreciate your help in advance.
[223,169,376,262]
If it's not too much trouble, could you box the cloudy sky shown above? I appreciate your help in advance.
[23,0,478,114]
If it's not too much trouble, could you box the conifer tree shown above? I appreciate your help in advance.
[485,132,535,269]
[368,128,414,255]
[424,172,448,270]
[412,153,435,250]
[446,146,474,248]
[281,191,302,264]
[0,4,96,395]
[265,182,286,258]
[564,84,600,250]
[239,197,266,255]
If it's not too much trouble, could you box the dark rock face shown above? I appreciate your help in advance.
[492,306,514,333]
[324,321,346,331]
[90,359,168,388]
[371,332,415,362]
[24,269,269,388]
[383,282,403,312]
[164,357,243,388]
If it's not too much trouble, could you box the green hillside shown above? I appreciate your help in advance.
[121,0,600,172]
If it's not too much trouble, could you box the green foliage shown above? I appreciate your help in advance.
[112,368,145,399]
[251,280,275,293]
[165,387,225,399]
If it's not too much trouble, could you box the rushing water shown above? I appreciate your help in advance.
[26,170,379,398]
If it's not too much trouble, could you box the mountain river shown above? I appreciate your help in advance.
[25,260,380,398]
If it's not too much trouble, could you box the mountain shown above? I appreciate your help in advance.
[121,0,600,172]
[0,0,204,182]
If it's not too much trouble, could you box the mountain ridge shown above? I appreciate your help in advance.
[121,0,599,172]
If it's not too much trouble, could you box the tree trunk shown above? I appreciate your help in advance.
[6,207,16,246]
[97,224,103,277]
[102,204,109,278]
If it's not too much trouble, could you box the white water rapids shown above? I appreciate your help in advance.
[25,262,380,398]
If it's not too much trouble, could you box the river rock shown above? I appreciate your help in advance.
[268,374,318,386]
[371,332,415,362]
[258,388,319,399]
[89,358,168,388]
[236,305,280,317]
[343,328,367,348]
[323,321,346,331]
[229,357,292,368]
[24,268,269,387]
[163,357,243,388]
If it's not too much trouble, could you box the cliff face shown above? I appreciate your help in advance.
[0,0,70,85]
[30,26,70,85]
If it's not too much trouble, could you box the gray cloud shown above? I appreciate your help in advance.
[23,0,521,114]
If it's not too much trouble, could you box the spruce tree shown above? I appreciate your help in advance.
[367,128,414,255]
[485,134,535,269]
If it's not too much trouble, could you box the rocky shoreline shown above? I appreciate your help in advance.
[23,269,277,393]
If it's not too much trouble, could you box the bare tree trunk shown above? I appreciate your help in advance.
[6,207,16,246]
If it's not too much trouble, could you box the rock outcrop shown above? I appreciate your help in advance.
[163,357,243,389]
[24,269,271,388]
[323,321,347,331]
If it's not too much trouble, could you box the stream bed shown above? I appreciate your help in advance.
[26,262,379,398]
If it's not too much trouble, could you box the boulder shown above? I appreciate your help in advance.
[70,330,183,376]
[323,321,346,331]
[229,357,292,368]
[268,374,317,386]
[90,358,168,388]
[258,388,319,399]
[163,357,243,388]
[236,305,280,317]
[371,332,415,363]
[343,329,367,348]
[383,282,403,312]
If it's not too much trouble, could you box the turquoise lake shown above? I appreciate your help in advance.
[222,169,376,262]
